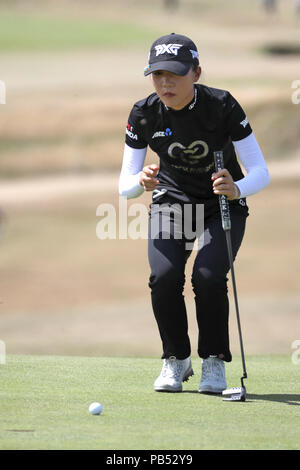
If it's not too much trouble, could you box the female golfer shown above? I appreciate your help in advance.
[119,33,270,393]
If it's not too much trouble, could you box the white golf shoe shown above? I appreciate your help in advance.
[199,356,226,394]
[154,356,194,392]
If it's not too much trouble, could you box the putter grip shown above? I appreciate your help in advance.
[213,150,231,231]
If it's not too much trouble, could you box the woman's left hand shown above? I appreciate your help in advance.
[211,169,240,201]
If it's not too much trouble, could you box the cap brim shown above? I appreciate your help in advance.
[144,61,191,77]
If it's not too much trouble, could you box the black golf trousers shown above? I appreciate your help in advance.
[148,197,247,363]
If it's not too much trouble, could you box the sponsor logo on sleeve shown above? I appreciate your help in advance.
[126,123,138,140]
[240,117,249,128]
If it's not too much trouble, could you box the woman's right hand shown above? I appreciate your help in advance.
[139,164,159,191]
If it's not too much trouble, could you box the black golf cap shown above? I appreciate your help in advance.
[144,33,199,77]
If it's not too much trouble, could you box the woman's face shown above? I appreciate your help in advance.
[151,66,201,110]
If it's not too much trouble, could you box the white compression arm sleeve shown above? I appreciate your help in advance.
[119,144,147,198]
[233,132,270,198]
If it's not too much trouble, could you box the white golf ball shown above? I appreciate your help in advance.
[88,402,102,415]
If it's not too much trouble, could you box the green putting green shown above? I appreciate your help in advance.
[0,354,299,450]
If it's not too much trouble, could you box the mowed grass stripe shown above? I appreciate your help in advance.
[0,12,159,51]
[0,354,299,450]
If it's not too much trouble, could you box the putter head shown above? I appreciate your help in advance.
[222,386,246,402]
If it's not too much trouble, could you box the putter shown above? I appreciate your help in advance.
[213,150,247,402]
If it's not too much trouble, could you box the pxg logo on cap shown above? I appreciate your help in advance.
[144,33,199,77]
[155,43,183,56]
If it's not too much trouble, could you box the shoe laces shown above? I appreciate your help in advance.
[162,356,184,380]
[202,357,224,380]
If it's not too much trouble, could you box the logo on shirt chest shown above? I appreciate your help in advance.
[152,128,173,139]
[168,140,209,165]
